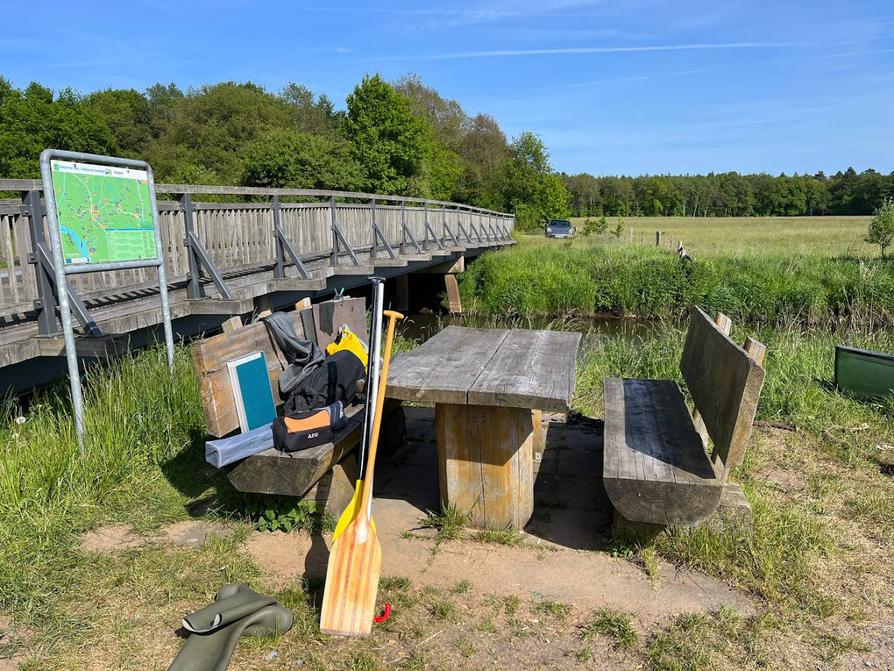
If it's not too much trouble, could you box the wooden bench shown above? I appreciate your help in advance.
[191,297,404,510]
[602,306,766,532]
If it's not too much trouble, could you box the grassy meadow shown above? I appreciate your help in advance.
[458,222,894,324]
[570,215,876,258]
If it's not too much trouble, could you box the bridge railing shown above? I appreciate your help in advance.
[0,180,514,322]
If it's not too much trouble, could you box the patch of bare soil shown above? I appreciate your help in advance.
[79,523,145,553]
[756,467,807,493]
[0,615,30,671]
[841,618,894,670]
[80,520,237,554]
[245,497,753,628]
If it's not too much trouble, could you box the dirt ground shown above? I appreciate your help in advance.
[6,408,893,670]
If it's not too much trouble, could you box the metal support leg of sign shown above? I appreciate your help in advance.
[272,196,309,280]
[40,149,175,448]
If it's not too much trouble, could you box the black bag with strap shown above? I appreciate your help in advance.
[283,349,364,415]
[272,402,346,453]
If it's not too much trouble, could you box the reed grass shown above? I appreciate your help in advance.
[459,237,894,324]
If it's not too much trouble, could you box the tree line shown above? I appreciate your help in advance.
[2,73,890,229]
[0,74,565,230]
[562,170,894,218]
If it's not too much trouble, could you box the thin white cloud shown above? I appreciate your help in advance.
[392,42,808,61]
[549,47,894,89]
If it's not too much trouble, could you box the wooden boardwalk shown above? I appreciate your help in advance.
[0,181,514,373]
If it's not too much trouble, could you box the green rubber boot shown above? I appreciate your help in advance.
[168,584,293,671]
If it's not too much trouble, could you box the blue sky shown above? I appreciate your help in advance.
[2,0,893,176]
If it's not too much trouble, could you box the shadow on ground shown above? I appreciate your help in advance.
[375,406,614,551]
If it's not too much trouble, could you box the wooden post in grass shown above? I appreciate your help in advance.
[655,231,661,246]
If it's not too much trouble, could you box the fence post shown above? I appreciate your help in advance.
[22,189,59,336]
[370,198,377,260]
[272,195,285,279]
[180,193,204,299]
[655,231,661,246]
[329,196,339,266]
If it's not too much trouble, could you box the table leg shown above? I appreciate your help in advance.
[434,403,534,530]
[531,409,544,458]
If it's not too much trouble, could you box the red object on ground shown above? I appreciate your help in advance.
[373,602,392,623]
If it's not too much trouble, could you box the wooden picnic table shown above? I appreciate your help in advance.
[387,326,581,529]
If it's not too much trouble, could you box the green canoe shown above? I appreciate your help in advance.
[835,345,894,400]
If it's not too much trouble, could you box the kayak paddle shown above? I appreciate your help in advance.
[320,307,404,637]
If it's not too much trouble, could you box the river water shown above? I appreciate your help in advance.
[400,312,671,343]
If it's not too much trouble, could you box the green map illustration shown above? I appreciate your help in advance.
[51,160,158,265]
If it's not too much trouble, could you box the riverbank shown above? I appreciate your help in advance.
[458,236,894,324]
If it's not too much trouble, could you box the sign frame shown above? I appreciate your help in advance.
[39,149,175,444]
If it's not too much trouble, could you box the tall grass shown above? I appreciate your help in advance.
[0,346,205,615]
[459,238,894,324]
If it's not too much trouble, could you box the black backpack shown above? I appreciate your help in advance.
[283,350,364,415]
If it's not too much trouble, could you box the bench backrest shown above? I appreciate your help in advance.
[191,297,367,437]
[679,306,766,475]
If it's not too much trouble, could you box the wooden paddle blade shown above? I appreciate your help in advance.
[332,480,376,541]
[319,519,382,637]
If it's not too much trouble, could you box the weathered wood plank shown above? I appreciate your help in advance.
[387,326,510,405]
[603,377,722,526]
[190,313,301,437]
[679,306,766,472]
[468,329,580,412]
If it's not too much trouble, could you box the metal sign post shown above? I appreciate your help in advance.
[39,149,175,446]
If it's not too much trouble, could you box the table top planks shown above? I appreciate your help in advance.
[387,326,580,411]
[468,328,580,412]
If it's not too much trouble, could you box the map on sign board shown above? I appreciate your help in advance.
[50,160,158,265]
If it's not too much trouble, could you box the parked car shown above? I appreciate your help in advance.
[545,219,575,238]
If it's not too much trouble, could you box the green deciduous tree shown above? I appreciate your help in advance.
[344,75,427,195]
[502,132,571,231]
[240,129,362,191]
[84,88,152,157]
[145,81,293,184]
[0,81,115,178]
[867,197,894,258]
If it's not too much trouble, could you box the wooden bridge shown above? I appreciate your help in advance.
[0,180,514,391]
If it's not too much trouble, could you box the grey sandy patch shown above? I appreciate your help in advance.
[80,520,237,554]
[243,406,754,625]
[841,618,894,670]
[757,467,806,493]
[245,498,753,627]
[159,520,237,547]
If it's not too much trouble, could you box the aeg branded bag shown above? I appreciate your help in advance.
[272,401,346,453]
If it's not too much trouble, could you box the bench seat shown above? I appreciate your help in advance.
[226,403,365,497]
[603,378,722,526]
